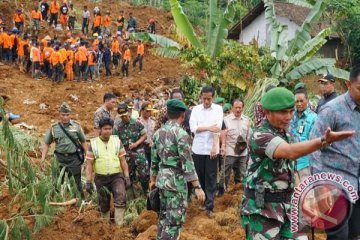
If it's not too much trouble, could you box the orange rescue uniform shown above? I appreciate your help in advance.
[87,51,95,66]
[123,49,131,61]
[93,15,102,27]
[31,47,41,62]
[31,10,42,20]
[111,40,120,53]
[50,51,62,65]
[59,48,67,63]
[50,2,60,14]
[137,43,144,55]
[78,46,88,63]
[2,33,13,49]
[65,49,74,81]
[104,15,111,27]
[14,13,25,23]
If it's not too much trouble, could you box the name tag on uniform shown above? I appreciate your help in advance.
[298,125,304,134]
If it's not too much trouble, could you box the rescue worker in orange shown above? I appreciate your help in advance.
[59,1,69,30]
[49,0,60,27]
[17,36,27,72]
[78,42,88,80]
[121,44,131,78]
[116,11,125,34]
[93,12,102,36]
[13,9,25,33]
[31,6,43,36]
[111,35,120,70]
[43,42,54,78]
[50,45,63,82]
[2,29,13,62]
[31,41,41,79]
[133,40,144,74]
[103,11,112,36]
[65,45,74,81]
[85,46,96,81]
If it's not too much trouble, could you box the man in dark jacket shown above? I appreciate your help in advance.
[316,74,337,113]
[103,44,112,77]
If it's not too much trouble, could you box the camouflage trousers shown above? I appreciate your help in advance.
[241,214,308,240]
[126,149,149,195]
[157,189,188,240]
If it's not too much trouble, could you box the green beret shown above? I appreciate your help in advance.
[294,82,306,91]
[261,87,295,111]
[214,97,225,104]
[167,99,187,112]
[223,103,232,112]
[59,102,71,113]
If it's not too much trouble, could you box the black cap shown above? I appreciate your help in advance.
[117,103,128,116]
[319,74,335,83]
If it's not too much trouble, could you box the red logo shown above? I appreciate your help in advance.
[300,184,350,230]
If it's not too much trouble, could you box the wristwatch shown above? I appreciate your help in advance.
[194,185,202,190]
[320,136,331,149]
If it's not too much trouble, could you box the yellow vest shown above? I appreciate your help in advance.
[90,136,122,175]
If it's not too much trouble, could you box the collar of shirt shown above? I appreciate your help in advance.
[230,113,245,121]
[295,107,312,119]
[345,91,359,111]
[101,105,111,114]
[324,91,337,100]
[200,104,213,110]
[263,119,288,138]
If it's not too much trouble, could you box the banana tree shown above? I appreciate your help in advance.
[243,0,350,119]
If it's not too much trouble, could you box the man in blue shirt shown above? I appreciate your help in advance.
[290,88,317,183]
[310,67,360,239]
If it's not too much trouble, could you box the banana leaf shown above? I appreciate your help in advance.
[151,46,180,58]
[285,58,336,80]
[287,0,325,56]
[207,0,237,58]
[316,67,350,81]
[0,221,9,240]
[130,32,181,49]
[169,0,203,49]
[264,0,289,61]
[206,0,218,54]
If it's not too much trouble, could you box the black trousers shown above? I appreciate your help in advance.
[49,13,58,26]
[326,194,360,240]
[121,61,129,77]
[192,154,218,211]
[133,54,143,71]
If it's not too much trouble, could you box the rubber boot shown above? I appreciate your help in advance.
[114,207,126,227]
[102,211,110,222]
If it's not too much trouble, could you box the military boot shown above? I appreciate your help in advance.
[102,211,110,222]
[114,207,126,227]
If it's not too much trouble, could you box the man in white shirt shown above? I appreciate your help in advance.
[218,99,251,196]
[189,86,223,217]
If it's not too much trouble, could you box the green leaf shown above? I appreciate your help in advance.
[316,67,350,81]
[207,0,237,58]
[287,0,325,56]
[0,220,9,240]
[151,47,180,58]
[130,32,181,49]
[285,58,336,80]
[169,0,203,49]
[264,0,289,61]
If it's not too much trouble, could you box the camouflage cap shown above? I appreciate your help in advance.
[167,99,187,112]
[214,97,225,104]
[223,103,232,113]
[261,87,295,111]
[59,102,71,112]
[117,103,128,117]
[294,82,306,91]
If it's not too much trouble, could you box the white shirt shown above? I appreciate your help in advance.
[224,113,251,157]
[82,10,90,19]
[190,103,223,155]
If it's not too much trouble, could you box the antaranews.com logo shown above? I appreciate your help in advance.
[290,172,359,232]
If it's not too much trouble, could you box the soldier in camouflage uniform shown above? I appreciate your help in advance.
[240,88,353,240]
[113,103,148,197]
[41,102,87,193]
[150,99,205,240]
[94,92,117,131]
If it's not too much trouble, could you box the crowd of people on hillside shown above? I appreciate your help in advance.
[0,0,156,81]
[36,67,360,240]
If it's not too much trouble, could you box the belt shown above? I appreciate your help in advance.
[54,151,77,157]
[244,187,292,203]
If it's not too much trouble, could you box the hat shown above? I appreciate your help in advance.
[294,82,306,91]
[44,35,51,41]
[59,102,71,112]
[214,97,225,104]
[319,74,335,83]
[117,103,128,117]
[223,103,232,113]
[261,87,295,111]
[167,99,187,112]
[141,102,155,111]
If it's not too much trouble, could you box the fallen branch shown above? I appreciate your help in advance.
[49,198,78,206]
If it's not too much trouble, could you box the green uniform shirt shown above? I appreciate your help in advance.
[240,119,295,221]
[44,120,86,154]
[151,121,198,193]
[113,118,146,148]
